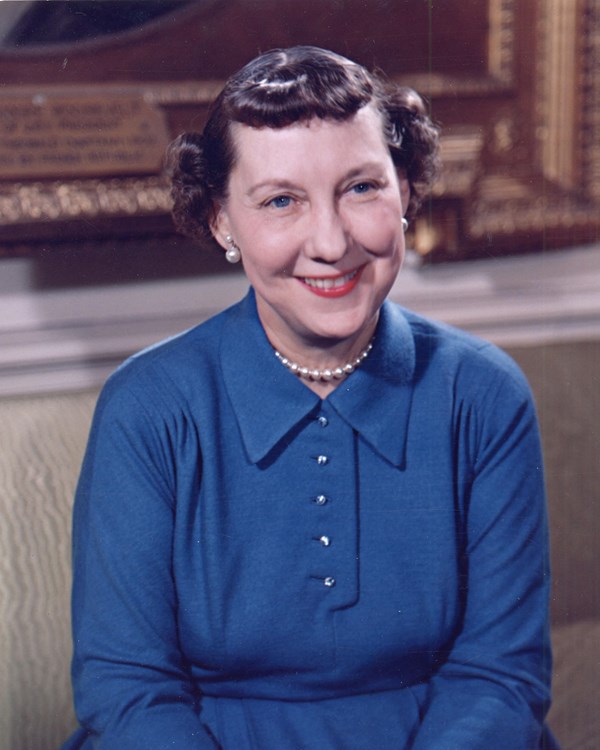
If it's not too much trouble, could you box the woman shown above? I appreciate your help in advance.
[63,46,557,749]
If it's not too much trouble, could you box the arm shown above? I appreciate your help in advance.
[411,358,552,749]
[70,375,219,750]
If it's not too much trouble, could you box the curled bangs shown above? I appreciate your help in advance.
[215,47,374,129]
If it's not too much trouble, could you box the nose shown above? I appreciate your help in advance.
[305,202,349,263]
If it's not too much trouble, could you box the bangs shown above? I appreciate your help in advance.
[219,47,374,129]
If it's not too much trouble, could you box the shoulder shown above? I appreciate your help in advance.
[387,302,532,403]
[387,306,542,474]
[96,299,242,417]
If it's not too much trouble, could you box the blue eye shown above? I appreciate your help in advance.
[268,195,292,209]
[352,182,374,194]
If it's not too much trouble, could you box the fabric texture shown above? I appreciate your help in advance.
[63,289,555,749]
[0,392,94,750]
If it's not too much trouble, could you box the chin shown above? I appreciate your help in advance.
[300,311,376,344]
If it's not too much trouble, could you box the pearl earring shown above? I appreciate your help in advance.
[224,234,241,264]
[401,218,409,233]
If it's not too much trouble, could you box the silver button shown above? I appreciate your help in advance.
[323,577,336,588]
[317,416,329,427]
[319,535,331,547]
[314,495,328,506]
[316,455,329,466]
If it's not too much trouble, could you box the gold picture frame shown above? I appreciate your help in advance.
[0,0,598,260]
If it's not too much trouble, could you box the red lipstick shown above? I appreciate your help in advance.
[299,266,364,298]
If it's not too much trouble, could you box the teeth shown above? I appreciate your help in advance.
[304,269,358,289]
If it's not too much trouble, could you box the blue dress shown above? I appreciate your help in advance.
[62,289,557,749]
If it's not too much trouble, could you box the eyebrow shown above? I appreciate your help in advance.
[246,179,301,199]
[245,162,388,198]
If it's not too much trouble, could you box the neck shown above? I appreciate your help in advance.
[267,321,378,397]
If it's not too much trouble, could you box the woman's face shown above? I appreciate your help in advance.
[213,104,409,357]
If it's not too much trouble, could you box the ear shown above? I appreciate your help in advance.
[209,204,232,250]
[397,172,411,216]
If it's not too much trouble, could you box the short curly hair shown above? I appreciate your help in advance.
[166,46,440,242]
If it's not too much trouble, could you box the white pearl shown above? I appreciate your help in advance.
[273,337,374,381]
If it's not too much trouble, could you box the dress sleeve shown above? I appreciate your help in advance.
[410,357,553,750]
[70,375,218,750]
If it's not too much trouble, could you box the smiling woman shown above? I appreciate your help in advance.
[61,46,560,750]
[210,109,408,397]
[167,47,436,398]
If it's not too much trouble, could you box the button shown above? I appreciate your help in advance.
[318,535,331,547]
[323,577,336,588]
[317,416,329,428]
[313,495,328,506]
[316,455,329,466]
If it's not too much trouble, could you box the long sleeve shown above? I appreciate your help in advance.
[410,357,552,749]
[70,375,218,750]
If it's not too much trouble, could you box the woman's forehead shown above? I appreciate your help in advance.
[229,105,388,169]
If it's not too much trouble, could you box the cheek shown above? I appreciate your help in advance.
[241,224,301,275]
[352,212,403,255]
[240,242,295,286]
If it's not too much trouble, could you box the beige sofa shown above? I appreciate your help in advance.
[508,340,600,749]
[0,391,93,750]
[1,338,598,750]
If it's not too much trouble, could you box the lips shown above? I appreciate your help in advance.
[300,267,363,298]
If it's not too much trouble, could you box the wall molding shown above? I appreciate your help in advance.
[1,244,599,398]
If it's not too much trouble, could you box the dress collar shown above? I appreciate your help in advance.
[220,289,416,467]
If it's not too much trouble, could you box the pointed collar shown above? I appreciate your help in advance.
[327,300,415,467]
[220,289,416,467]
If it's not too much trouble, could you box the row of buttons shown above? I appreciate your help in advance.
[315,415,334,587]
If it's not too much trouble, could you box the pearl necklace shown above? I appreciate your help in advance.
[274,339,374,382]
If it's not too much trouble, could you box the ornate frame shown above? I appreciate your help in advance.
[459,0,599,250]
[0,81,219,250]
[0,0,598,260]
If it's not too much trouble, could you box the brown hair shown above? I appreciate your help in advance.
[166,46,440,241]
